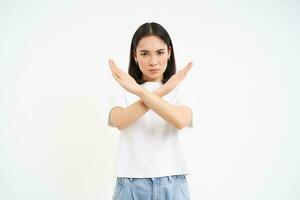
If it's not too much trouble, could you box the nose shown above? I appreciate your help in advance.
[149,55,158,66]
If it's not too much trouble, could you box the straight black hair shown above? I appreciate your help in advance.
[128,22,176,84]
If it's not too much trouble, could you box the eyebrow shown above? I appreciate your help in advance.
[139,49,166,52]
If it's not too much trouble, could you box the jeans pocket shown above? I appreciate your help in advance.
[176,175,190,200]
[113,178,124,200]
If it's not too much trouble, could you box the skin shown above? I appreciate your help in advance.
[134,35,170,82]
[108,35,193,130]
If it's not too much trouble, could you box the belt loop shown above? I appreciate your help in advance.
[150,177,154,184]
[129,178,134,182]
[168,176,172,182]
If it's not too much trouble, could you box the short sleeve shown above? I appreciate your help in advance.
[107,85,127,127]
[175,83,195,128]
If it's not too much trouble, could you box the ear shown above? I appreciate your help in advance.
[168,46,172,59]
[133,50,137,62]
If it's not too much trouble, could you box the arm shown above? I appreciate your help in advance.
[108,59,193,130]
[110,87,166,130]
[137,87,192,130]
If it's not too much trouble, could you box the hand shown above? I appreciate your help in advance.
[162,61,193,94]
[109,58,142,95]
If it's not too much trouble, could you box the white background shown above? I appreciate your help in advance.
[0,0,299,199]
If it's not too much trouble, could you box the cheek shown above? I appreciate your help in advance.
[138,64,148,73]
[159,57,169,67]
[137,56,148,65]
[139,58,148,65]
[159,55,169,62]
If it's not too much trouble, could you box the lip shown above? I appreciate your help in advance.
[148,69,160,74]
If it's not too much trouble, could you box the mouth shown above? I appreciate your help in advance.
[148,69,160,73]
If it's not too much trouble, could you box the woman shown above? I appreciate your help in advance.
[108,22,194,200]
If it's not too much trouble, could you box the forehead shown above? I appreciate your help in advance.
[136,35,168,51]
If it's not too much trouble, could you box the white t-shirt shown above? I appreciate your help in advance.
[107,81,195,178]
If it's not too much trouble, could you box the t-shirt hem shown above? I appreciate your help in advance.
[114,169,191,178]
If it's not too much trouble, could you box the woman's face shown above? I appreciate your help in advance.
[134,35,171,82]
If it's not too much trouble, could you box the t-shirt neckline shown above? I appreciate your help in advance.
[142,81,163,84]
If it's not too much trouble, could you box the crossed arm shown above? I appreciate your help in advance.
[108,59,193,130]
[109,86,192,130]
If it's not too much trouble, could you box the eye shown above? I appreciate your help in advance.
[140,53,148,56]
[158,51,165,55]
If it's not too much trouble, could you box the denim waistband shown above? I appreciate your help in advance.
[118,174,186,184]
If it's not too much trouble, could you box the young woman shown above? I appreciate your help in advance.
[108,22,194,200]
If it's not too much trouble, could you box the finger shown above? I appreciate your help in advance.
[109,60,122,78]
[110,61,127,82]
[110,59,135,83]
[183,62,193,74]
[111,68,121,82]
[186,61,193,70]
[109,60,122,80]
[110,59,127,76]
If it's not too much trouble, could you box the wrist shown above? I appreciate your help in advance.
[136,86,146,97]
[154,87,165,97]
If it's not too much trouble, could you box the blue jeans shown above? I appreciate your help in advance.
[112,174,190,200]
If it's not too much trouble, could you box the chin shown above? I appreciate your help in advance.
[148,75,162,79]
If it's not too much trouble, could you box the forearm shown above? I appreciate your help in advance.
[137,87,185,129]
[116,88,166,130]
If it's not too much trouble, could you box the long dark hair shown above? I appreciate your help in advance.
[128,22,176,84]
